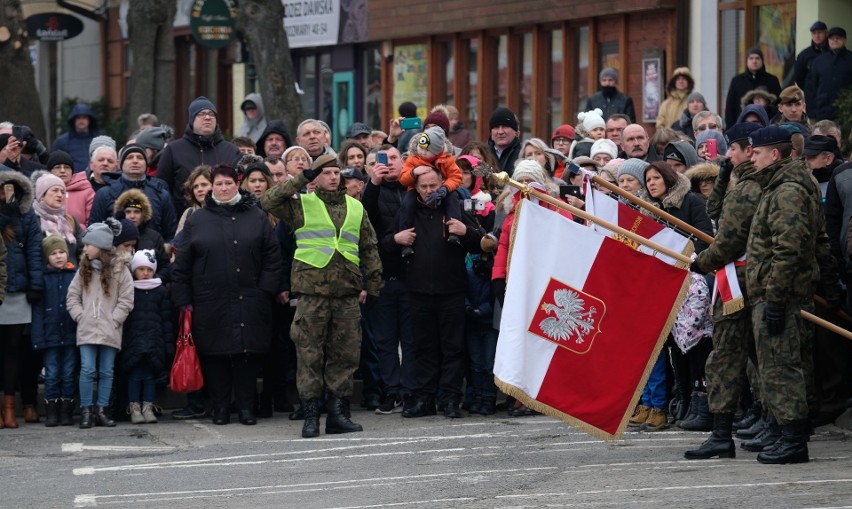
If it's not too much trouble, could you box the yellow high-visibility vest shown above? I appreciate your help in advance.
[294,193,363,268]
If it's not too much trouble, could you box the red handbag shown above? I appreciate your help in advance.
[170,308,204,393]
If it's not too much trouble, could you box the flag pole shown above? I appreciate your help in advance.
[590,175,714,245]
[588,175,852,338]
[491,172,693,265]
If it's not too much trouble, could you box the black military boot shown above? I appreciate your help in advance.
[679,392,713,431]
[79,406,93,429]
[325,395,363,434]
[734,399,762,431]
[44,399,60,428]
[59,399,74,426]
[94,406,116,427]
[757,419,810,464]
[741,412,781,452]
[301,398,321,438]
[736,408,768,439]
[675,391,699,428]
[684,413,736,459]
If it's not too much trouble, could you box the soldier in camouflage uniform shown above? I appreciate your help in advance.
[685,122,765,460]
[744,126,838,464]
[261,154,383,438]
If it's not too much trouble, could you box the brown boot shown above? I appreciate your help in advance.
[23,404,39,423]
[2,395,19,429]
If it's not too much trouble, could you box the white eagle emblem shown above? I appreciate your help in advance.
[539,289,598,344]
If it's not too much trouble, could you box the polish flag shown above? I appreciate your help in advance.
[583,182,693,266]
[494,202,689,440]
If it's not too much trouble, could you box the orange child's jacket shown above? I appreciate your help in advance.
[399,152,463,191]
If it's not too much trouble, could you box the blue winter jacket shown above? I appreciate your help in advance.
[31,264,77,350]
[464,254,494,327]
[89,176,178,242]
[0,170,44,293]
[52,103,99,173]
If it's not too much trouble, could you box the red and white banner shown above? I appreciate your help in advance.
[583,181,693,266]
[494,202,689,440]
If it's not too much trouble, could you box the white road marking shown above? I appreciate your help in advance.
[73,467,555,506]
[326,498,476,509]
[62,443,175,453]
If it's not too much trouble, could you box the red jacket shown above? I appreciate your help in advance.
[400,152,463,191]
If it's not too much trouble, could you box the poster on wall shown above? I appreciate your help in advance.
[392,44,428,121]
[642,53,663,124]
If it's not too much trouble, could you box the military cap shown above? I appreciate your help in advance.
[749,126,792,148]
[311,153,339,171]
[779,86,804,105]
[803,135,839,157]
[828,27,847,38]
[725,122,762,145]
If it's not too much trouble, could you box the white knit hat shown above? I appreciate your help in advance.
[512,159,549,184]
[131,249,157,273]
[590,138,618,160]
[578,108,605,133]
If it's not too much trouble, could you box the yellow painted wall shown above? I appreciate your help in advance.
[797,0,852,53]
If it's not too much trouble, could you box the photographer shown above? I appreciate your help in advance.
[0,124,47,177]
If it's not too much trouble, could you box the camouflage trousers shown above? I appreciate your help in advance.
[751,301,810,425]
[705,299,757,414]
[290,294,362,400]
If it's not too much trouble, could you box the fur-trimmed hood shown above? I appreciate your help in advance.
[741,88,777,109]
[685,162,720,183]
[666,67,694,95]
[114,188,153,224]
[0,170,35,214]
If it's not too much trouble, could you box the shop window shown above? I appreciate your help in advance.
[549,29,563,135]
[719,9,745,112]
[755,3,796,84]
[467,38,478,133]
[598,41,620,77]
[444,40,455,105]
[320,53,334,136]
[299,54,317,120]
[574,26,589,117]
[520,32,533,140]
[496,35,508,108]
[363,46,382,130]
[393,43,428,119]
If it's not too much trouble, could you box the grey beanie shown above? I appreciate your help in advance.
[600,67,618,83]
[416,126,446,156]
[617,158,649,188]
[83,218,121,251]
[686,92,707,107]
[695,129,728,155]
[89,135,116,159]
[136,126,170,152]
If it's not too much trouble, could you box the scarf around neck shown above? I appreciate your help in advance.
[33,199,76,244]
[134,278,162,290]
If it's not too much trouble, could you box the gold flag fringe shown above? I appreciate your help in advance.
[722,296,746,316]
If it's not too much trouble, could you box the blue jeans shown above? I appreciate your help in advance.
[466,322,498,398]
[127,365,156,403]
[79,345,118,407]
[641,350,668,409]
[43,346,77,400]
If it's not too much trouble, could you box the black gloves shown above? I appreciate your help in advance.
[689,260,706,275]
[492,278,506,307]
[763,304,785,336]
[426,186,448,207]
[718,158,734,182]
[302,168,322,182]
[26,290,42,305]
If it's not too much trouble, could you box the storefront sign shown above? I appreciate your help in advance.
[189,0,237,49]
[283,0,340,48]
[26,12,84,42]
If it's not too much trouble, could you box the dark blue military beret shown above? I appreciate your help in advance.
[724,123,762,145]
[748,126,792,148]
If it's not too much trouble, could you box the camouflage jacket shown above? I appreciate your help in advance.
[261,174,383,297]
[746,158,838,306]
[695,161,769,301]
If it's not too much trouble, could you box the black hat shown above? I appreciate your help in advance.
[345,122,371,139]
[46,150,75,171]
[663,144,687,164]
[810,21,827,32]
[749,126,792,148]
[398,101,417,118]
[803,135,839,157]
[724,123,762,145]
[243,161,271,178]
[341,167,367,182]
[113,218,139,247]
[489,107,519,131]
[119,144,148,168]
[828,27,847,38]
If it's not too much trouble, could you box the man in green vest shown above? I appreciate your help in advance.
[262,154,383,438]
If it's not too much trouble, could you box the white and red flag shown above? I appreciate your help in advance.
[494,201,689,440]
[583,181,693,266]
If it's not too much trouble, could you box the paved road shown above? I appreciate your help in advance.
[1,409,850,508]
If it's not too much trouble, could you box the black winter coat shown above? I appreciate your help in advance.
[399,198,484,295]
[31,265,77,350]
[724,68,782,128]
[363,179,407,280]
[171,191,282,356]
[807,47,852,121]
[120,284,171,375]
[586,90,636,123]
[156,127,242,216]
[795,41,828,105]
[0,170,44,294]
[89,176,178,241]
[488,137,522,176]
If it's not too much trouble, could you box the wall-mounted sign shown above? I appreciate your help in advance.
[189,0,237,49]
[283,0,340,48]
[25,12,84,42]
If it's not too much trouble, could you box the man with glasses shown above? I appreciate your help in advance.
[157,96,241,216]
[692,111,724,137]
